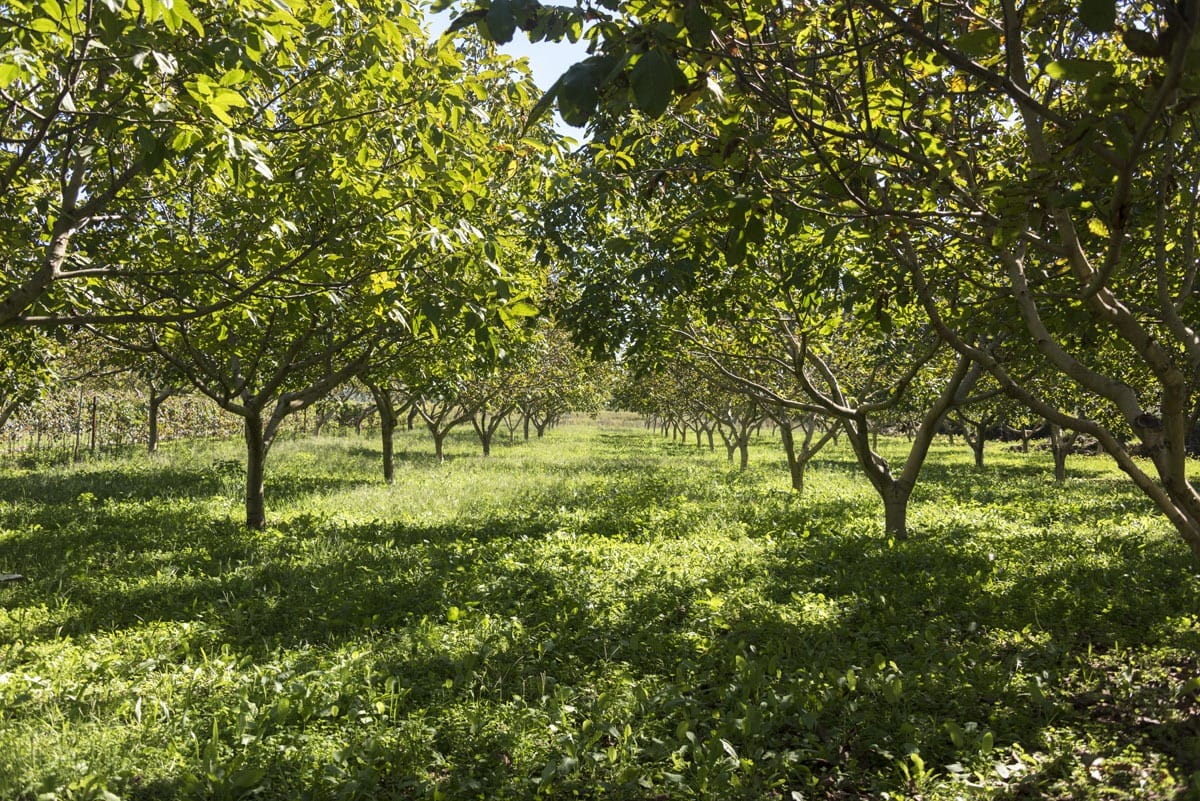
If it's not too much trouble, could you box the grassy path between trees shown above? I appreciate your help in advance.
[1,417,1199,800]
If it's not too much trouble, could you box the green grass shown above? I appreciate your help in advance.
[2,418,1199,800]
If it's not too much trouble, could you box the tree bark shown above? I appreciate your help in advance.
[883,486,911,541]
[148,388,172,454]
[1048,423,1068,483]
[970,423,986,469]
[244,411,267,530]
[780,423,804,492]
[368,383,398,484]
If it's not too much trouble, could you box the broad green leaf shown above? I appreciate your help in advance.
[0,63,21,89]
[447,8,488,35]
[953,28,1000,58]
[1078,0,1117,33]
[1045,59,1111,81]
[525,74,563,129]
[630,50,674,118]
[558,60,606,126]
[485,0,517,44]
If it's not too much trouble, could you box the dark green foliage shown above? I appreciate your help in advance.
[0,421,1196,799]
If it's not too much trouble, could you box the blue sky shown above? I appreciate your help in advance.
[426,8,590,133]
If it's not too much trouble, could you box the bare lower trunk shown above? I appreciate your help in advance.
[738,438,749,471]
[1048,423,1067,484]
[970,428,985,469]
[368,383,398,484]
[148,392,166,454]
[780,424,804,492]
[381,420,396,482]
[883,486,911,540]
[244,412,267,530]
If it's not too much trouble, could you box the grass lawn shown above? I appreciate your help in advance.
[1,416,1199,800]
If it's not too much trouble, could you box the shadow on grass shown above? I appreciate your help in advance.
[4,432,1200,799]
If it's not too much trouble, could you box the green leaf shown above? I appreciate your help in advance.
[953,28,1000,57]
[228,767,266,788]
[1078,0,1117,33]
[446,9,487,34]
[485,0,517,44]
[558,60,605,126]
[0,62,21,89]
[630,50,674,117]
[525,75,563,130]
[1045,59,1111,81]
[684,0,712,46]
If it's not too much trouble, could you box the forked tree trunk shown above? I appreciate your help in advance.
[779,417,836,493]
[969,424,986,469]
[1048,423,1070,484]
[842,354,973,539]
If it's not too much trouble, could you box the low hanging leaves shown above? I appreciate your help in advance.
[1078,0,1117,34]
[630,50,674,118]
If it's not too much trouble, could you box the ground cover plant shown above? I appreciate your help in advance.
[1,418,1199,800]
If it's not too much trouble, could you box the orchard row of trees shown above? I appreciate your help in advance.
[618,342,1097,512]
[0,0,616,527]
[8,0,1200,560]
[451,0,1200,558]
[1,322,611,517]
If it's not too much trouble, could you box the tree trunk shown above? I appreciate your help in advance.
[536,420,548,438]
[89,395,97,455]
[970,424,986,469]
[883,484,911,540]
[1048,423,1075,484]
[381,418,396,482]
[368,383,398,484]
[524,415,531,440]
[148,389,171,454]
[706,428,715,452]
[244,412,267,530]
[738,437,749,471]
[780,424,804,492]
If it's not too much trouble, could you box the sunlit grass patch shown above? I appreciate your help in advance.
[0,421,1197,799]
